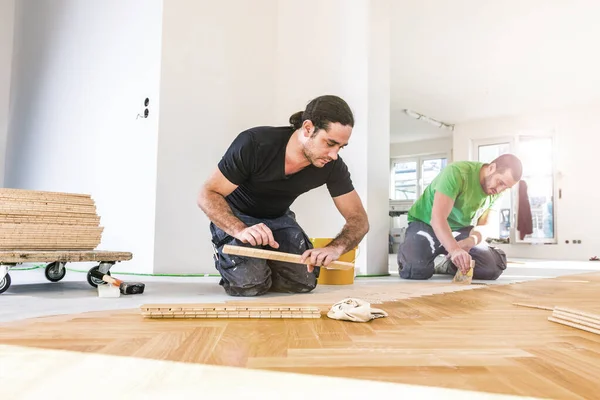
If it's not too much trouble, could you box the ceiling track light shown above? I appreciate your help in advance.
[403,109,454,131]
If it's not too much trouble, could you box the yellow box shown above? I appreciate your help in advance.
[310,238,356,285]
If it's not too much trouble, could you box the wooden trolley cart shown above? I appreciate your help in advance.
[0,188,134,294]
[0,250,132,294]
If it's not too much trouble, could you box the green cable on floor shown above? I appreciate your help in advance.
[67,267,223,277]
[65,267,389,278]
[10,265,45,271]
[10,264,390,278]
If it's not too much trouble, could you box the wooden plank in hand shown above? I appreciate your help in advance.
[222,244,354,270]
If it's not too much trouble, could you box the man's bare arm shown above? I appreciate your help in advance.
[430,191,471,273]
[329,190,370,254]
[197,168,278,248]
[197,168,245,236]
[300,190,369,269]
[430,191,461,253]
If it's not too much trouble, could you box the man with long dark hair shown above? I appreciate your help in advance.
[198,95,369,296]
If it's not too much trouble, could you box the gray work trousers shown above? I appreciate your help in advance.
[210,207,318,297]
[397,220,507,280]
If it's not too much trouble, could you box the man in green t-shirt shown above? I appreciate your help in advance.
[397,154,523,280]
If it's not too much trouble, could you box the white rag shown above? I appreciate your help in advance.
[327,298,388,323]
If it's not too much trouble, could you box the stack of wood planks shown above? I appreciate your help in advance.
[548,306,600,335]
[0,188,103,250]
[514,301,600,336]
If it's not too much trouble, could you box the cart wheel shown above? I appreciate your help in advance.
[0,273,11,294]
[45,262,66,282]
[87,266,111,288]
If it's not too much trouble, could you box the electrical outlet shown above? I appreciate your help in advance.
[137,97,150,119]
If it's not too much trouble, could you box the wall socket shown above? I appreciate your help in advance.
[136,97,150,119]
[565,240,582,244]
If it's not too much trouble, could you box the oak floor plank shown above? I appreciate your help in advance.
[2,272,600,399]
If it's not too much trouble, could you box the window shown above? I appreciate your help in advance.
[422,158,448,189]
[473,134,556,244]
[390,155,448,201]
[391,160,417,200]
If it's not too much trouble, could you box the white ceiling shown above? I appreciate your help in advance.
[390,0,600,143]
[390,113,452,144]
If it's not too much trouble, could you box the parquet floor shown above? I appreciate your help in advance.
[1,273,600,399]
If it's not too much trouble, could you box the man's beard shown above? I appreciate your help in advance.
[302,145,329,167]
[483,175,495,195]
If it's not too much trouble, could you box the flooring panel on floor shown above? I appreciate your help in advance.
[2,272,600,398]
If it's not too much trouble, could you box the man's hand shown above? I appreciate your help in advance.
[449,248,472,274]
[233,223,279,249]
[300,246,344,272]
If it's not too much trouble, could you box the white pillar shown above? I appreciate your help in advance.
[0,0,15,187]
[274,0,391,276]
[365,0,392,276]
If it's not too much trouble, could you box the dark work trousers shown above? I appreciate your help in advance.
[210,207,319,297]
[397,220,507,280]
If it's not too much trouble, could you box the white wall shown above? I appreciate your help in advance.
[390,137,452,159]
[154,0,277,274]
[0,0,15,187]
[273,0,390,275]
[273,0,369,241]
[6,0,163,273]
[454,101,600,261]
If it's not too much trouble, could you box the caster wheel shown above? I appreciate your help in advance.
[45,262,66,282]
[0,273,11,294]
[87,266,110,288]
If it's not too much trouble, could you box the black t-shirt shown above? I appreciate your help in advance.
[218,126,354,219]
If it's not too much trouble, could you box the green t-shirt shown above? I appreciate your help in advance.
[408,161,499,230]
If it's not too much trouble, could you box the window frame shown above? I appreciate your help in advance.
[389,152,450,203]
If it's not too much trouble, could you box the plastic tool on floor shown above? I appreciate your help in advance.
[222,245,355,270]
[90,269,145,295]
[452,260,475,284]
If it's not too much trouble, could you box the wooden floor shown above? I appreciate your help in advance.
[1,273,600,399]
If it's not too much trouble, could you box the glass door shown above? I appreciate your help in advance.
[513,135,556,244]
[472,135,557,244]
